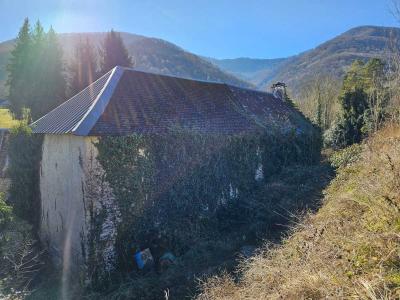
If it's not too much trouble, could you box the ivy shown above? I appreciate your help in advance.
[94,127,321,271]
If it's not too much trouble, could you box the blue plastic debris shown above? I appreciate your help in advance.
[135,248,154,270]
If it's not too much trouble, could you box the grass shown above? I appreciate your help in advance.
[0,109,19,128]
[197,125,400,300]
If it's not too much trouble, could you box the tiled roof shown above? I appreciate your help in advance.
[32,66,310,136]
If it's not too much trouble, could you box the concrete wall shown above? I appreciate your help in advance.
[40,134,97,265]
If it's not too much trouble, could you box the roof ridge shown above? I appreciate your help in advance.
[71,66,125,135]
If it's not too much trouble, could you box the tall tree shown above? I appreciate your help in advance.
[6,18,32,118]
[30,25,66,120]
[99,30,133,74]
[325,59,388,148]
[69,37,98,96]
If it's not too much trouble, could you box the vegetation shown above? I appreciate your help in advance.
[0,194,44,299]
[8,122,42,226]
[324,59,390,148]
[82,127,323,298]
[0,109,20,128]
[99,30,133,74]
[7,19,66,121]
[197,124,400,299]
[68,37,98,96]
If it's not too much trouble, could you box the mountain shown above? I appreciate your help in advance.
[0,32,252,98]
[205,57,288,89]
[208,26,400,95]
[1,26,399,100]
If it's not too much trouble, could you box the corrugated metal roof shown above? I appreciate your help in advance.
[31,69,115,134]
[31,66,310,136]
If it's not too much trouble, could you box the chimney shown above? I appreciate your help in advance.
[271,82,287,100]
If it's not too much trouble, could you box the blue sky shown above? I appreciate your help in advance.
[0,0,398,59]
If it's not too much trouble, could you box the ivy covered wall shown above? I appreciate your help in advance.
[92,126,321,276]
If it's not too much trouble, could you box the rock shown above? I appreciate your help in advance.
[239,245,256,258]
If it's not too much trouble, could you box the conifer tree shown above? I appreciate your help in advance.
[30,25,66,120]
[69,37,98,96]
[99,30,133,74]
[325,59,388,148]
[7,18,32,118]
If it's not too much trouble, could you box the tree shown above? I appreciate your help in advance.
[6,18,32,118]
[298,76,340,131]
[7,20,66,121]
[324,59,389,148]
[99,30,133,74]
[8,122,42,226]
[69,37,98,96]
[29,25,66,120]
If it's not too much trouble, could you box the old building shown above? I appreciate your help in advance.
[32,66,315,270]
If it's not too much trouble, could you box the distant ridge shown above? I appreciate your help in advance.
[1,26,399,99]
[208,26,400,95]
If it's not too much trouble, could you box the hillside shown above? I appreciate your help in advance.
[0,32,252,98]
[209,26,400,95]
[2,26,399,99]
[205,57,287,89]
[198,125,400,299]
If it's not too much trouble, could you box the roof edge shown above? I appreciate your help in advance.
[71,66,125,136]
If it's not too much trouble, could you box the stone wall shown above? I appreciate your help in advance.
[40,135,97,266]
[40,134,119,275]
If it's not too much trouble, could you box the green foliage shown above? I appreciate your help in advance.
[329,144,363,169]
[6,18,32,118]
[6,19,66,121]
[0,190,43,299]
[69,37,98,96]
[325,59,389,148]
[0,194,12,232]
[94,128,321,279]
[100,30,133,74]
[8,122,42,226]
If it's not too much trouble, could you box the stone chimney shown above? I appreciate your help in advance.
[271,82,287,100]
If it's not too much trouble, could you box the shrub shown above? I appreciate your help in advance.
[8,122,42,226]
[0,194,44,298]
[329,143,363,169]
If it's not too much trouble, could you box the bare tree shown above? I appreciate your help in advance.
[297,75,340,131]
[0,226,45,298]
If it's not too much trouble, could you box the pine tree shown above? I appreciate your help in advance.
[69,37,98,96]
[30,25,66,120]
[42,27,66,115]
[99,30,133,74]
[6,18,32,118]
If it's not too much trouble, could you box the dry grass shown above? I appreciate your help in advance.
[0,109,19,128]
[197,125,400,300]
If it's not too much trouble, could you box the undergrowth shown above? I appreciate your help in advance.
[197,125,400,299]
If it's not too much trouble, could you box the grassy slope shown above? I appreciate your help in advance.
[0,109,18,128]
[198,125,400,299]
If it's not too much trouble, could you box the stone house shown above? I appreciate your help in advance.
[31,66,315,270]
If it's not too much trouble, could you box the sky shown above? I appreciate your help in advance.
[0,0,398,59]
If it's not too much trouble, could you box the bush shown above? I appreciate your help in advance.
[0,194,44,298]
[329,143,363,169]
[8,122,42,226]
